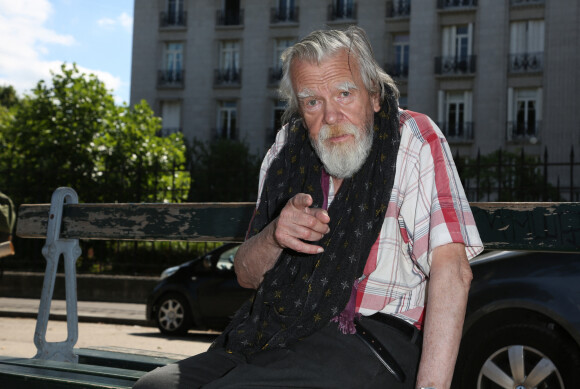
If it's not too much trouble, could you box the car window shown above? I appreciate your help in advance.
[216,246,240,271]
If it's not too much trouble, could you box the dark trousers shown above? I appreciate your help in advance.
[133,315,422,389]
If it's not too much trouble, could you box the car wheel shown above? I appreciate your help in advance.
[155,293,192,336]
[456,322,580,389]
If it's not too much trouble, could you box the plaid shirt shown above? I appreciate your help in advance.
[256,109,483,328]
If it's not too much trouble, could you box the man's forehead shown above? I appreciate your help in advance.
[296,81,358,98]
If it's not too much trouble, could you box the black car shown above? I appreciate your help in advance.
[146,243,253,335]
[453,250,580,389]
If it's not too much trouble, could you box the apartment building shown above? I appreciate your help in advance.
[130,0,579,165]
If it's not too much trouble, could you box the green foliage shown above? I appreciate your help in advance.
[0,85,19,108]
[0,64,188,205]
[188,137,261,202]
[458,149,561,201]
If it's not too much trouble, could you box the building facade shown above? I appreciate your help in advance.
[130,0,579,169]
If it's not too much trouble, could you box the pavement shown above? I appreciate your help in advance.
[0,297,150,326]
[0,297,216,358]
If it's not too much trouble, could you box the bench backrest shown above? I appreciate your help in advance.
[17,201,580,252]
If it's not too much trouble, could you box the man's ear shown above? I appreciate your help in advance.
[371,93,381,113]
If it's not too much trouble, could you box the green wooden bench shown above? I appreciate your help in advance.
[1,187,579,388]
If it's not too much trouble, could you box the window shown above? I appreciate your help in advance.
[437,24,475,75]
[160,101,181,136]
[270,38,294,84]
[217,101,237,139]
[216,41,241,85]
[159,43,184,85]
[273,0,298,22]
[269,100,286,143]
[164,0,185,26]
[387,0,411,18]
[217,0,242,26]
[393,35,409,78]
[437,90,473,142]
[329,0,356,20]
[509,20,544,72]
[398,95,408,110]
[507,88,542,140]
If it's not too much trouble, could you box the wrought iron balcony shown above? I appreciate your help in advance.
[268,67,283,86]
[157,69,185,87]
[440,122,474,142]
[213,127,238,140]
[511,0,545,6]
[508,53,543,73]
[507,121,541,141]
[435,55,476,75]
[159,11,187,27]
[384,63,409,79]
[216,9,244,26]
[214,68,242,86]
[386,0,411,18]
[270,6,299,23]
[437,0,477,9]
[328,3,357,21]
[158,127,183,137]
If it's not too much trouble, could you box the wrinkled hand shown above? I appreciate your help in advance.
[272,193,330,254]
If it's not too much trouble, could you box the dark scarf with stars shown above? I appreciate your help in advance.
[211,85,401,358]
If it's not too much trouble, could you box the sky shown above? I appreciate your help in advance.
[0,0,134,105]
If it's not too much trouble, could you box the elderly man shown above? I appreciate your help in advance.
[134,26,482,389]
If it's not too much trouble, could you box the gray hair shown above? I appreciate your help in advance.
[279,26,398,123]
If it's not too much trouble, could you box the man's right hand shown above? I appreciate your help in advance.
[273,193,330,254]
[234,193,330,289]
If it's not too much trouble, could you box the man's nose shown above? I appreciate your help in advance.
[323,100,342,125]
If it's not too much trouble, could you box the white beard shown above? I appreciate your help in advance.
[310,120,373,179]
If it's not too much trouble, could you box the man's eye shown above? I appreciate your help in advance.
[307,99,318,106]
[340,91,351,97]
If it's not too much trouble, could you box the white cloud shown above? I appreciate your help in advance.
[0,0,123,100]
[97,12,133,32]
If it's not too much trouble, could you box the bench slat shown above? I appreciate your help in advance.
[0,363,139,388]
[75,347,183,371]
[16,202,255,242]
[16,202,580,251]
[470,202,580,252]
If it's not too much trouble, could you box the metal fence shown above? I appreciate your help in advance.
[456,146,578,202]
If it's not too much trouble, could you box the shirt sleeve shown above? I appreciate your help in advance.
[401,113,483,274]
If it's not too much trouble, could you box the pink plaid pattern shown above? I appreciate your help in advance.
[256,110,483,328]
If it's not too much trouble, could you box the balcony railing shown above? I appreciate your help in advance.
[507,121,541,141]
[158,127,183,137]
[435,55,476,75]
[268,67,283,86]
[511,0,545,6]
[384,63,409,79]
[270,6,299,23]
[437,0,477,9]
[328,3,357,21]
[508,53,543,73]
[440,122,474,142]
[159,11,187,28]
[213,127,238,140]
[214,68,242,86]
[216,9,244,26]
[386,0,411,18]
[157,69,185,87]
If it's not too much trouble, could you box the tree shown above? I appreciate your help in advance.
[0,64,188,206]
[0,85,19,108]
[188,138,261,202]
[457,148,562,201]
